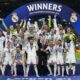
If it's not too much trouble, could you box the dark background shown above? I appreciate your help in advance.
[0,0,80,18]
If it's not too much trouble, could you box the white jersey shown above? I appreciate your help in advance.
[25,43,38,57]
[0,36,5,50]
[4,48,13,59]
[56,45,64,64]
[3,48,13,65]
[10,39,18,49]
[18,37,27,49]
[47,45,57,64]
[49,34,57,41]
[57,34,64,41]
[24,42,38,64]
[65,41,76,63]
[47,46,56,56]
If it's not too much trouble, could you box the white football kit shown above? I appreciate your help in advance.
[0,36,5,63]
[56,45,64,65]
[3,48,13,65]
[25,43,38,64]
[49,34,57,41]
[65,41,76,64]
[47,46,57,64]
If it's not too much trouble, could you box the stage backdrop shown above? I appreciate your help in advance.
[0,1,80,35]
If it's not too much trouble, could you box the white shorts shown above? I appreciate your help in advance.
[3,57,12,65]
[65,52,76,64]
[26,56,37,64]
[47,55,57,64]
[0,50,4,62]
[57,53,64,65]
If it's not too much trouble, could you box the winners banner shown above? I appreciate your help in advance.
[0,1,80,35]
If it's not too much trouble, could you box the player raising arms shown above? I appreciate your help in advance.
[46,41,57,76]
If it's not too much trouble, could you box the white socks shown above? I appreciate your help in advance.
[54,64,57,76]
[34,65,39,77]
[47,64,52,75]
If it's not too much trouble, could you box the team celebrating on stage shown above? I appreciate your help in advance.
[0,15,76,77]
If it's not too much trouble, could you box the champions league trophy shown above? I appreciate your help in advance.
[29,24,35,35]
[27,20,38,39]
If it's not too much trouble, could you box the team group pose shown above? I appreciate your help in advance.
[0,15,76,76]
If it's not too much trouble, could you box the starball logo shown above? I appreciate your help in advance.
[27,3,62,12]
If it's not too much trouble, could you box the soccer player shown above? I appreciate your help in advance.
[64,27,75,41]
[13,45,25,76]
[24,37,39,77]
[46,41,57,76]
[65,37,76,76]
[10,35,19,49]
[56,40,64,76]
[3,40,14,75]
[53,15,59,36]
[58,29,64,46]
[0,29,6,75]
[49,29,57,42]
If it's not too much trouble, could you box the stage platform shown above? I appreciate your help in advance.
[0,76,80,80]
[0,60,80,80]
[0,63,80,80]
